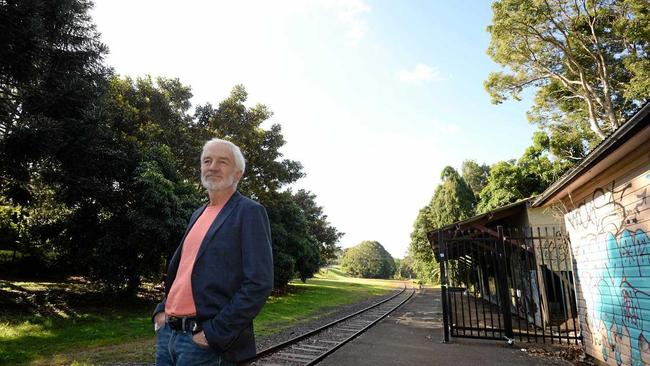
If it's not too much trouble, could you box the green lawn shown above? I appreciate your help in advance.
[254,268,402,335]
[0,269,402,365]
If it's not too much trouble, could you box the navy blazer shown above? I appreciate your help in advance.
[154,191,274,362]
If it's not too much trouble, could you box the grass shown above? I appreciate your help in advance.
[0,278,156,365]
[0,269,402,365]
[254,268,402,335]
[0,308,153,365]
[0,250,22,262]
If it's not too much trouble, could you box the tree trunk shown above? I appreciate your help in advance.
[586,98,607,140]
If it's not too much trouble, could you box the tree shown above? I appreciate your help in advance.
[341,241,395,279]
[476,132,572,213]
[1,0,109,204]
[461,160,490,201]
[0,0,342,292]
[431,166,476,224]
[200,86,340,289]
[291,189,344,267]
[0,0,120,280]
[200,85,304,201]
[409,206,438,283]
[265,190,319,287]
[394,255,417,280]
[485,0,649,147]
[408,166,475,283]
[265,189,342,288]
[42,75,202,294]
[476,160,525,213]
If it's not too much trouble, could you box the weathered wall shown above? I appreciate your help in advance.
[526,206,565,229]
[563,144,650,365]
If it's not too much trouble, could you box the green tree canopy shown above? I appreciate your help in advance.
[265,190,318,287]
[408,166,475,283]
[485,0,649,150]
[291,189,344,267]
[431,166,476,224]
[198,86,342,289]
[265,188,343,287]
[1,0,110,204]
[0,1,342,294]
[394,255,417,280]
[461,160,490,202]
[19,75,203,294]
[341,240,395,279]
[476,131,572,213]
[198,85,304,201]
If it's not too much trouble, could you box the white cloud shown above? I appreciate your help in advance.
[397,64,444,83]
[432,120,460,135]
[331,0,371,46]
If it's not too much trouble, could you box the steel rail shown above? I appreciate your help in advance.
[248,285,414,365]
[304,288,415,366]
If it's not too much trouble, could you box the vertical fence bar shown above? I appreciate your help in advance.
[450,241,458,337]
[463,233,473,336]
[521,227,537,343]
[565,229,581,345]
[459,233,467,335]
[439,230,450,343]
[552,227,569,344]
[481,232,496,339]
[557,227,577,344]
[505,227,517,342]
[477,234,489,338]
[508,227,523,342]
[535,227,548,343]
[544,227,559,344]
[496,226,514,341]
[491,233,503,338]
[510,228,530,341]
[472,241,480,338]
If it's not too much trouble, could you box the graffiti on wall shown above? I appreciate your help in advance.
[566,179,646,238]
[567,173,650,365]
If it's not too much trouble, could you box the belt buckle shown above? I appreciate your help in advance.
[168,316,181,330]
[168,316,199,333]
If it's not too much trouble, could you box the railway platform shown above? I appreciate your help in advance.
[317,288,570,366]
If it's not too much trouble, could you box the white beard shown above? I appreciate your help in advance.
[201,173,236,192]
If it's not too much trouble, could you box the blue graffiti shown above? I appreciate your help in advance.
[595,229,650,365]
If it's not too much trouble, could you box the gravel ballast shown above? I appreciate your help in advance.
[255,288,402,351]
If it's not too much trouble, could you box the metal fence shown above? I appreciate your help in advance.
[437,226,581,344]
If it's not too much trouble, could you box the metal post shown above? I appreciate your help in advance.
[565,231,583,344]
[496,226,514,342]
[439,230,450,343]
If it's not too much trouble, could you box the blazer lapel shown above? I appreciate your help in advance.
[195,191,242,261]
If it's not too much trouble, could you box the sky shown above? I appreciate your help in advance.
[91,0,537,258]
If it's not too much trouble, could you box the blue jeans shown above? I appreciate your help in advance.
[155,323,236,366]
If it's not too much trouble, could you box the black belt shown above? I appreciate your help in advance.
[167,316,202,334]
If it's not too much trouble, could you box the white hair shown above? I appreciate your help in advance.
[201,138,246,174]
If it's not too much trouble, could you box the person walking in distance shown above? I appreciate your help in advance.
[153,138,273,365]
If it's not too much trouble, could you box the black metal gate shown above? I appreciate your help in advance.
[436,226,581,344]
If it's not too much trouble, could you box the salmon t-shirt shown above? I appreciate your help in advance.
[165,205,222,316]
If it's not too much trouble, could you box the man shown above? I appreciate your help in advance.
[153,138,273,365]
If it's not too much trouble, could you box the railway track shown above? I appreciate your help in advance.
[249,286,416,366]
